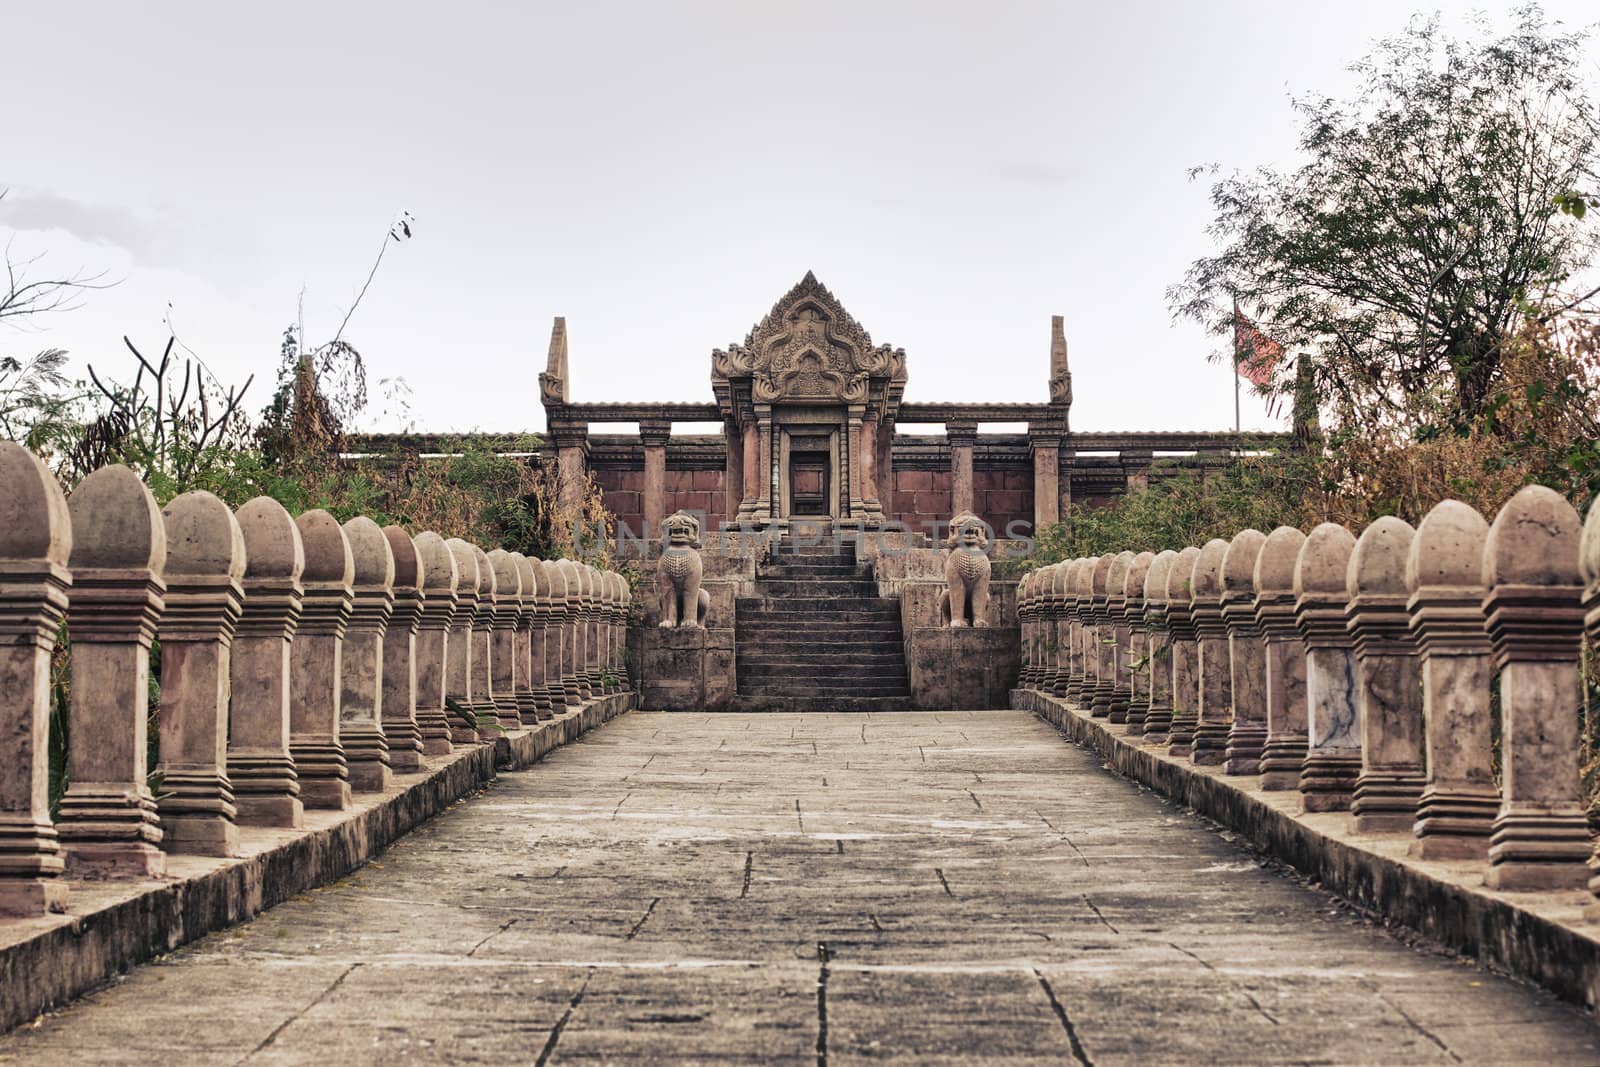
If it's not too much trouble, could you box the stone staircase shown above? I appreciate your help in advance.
[733,529,912,711]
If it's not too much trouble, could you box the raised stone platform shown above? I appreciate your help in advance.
[0,693,633,1034]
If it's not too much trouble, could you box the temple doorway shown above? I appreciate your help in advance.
[788,450,831,516]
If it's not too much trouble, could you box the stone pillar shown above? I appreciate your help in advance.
[753,407,775,522]
[339,517,394,793]
[380,526,425,771]
[1123,552,1154,733]
[1482,486,1589,889]
[947,421,977,519]
[860,410,882,520]
[557,559,585,708]
[1165,547,1202,757]
[532,558,559,718]
[227,498,304,827]
[641,421,671,541]
[846,407,866,520]
[1189,538,1233,765]
[1050,562,1076,697]
[0,443,72,915]
[552,423,590,518]
[1254,527,1309,790]
[738,418,761,520]
[584,564,606,694]
[1030,425,1061,534]
[57,465,167,877]
[1407,501,1498,859]
[724,419,744,526]
[1064,559,1090,703]
[1106,551,1135,723]
[1220,529,1268,775]
[289,510,353,810]
[488,550,524,731]
[1087,554,1117,717]
[1015,570,1036,686]
[544,560,574,712]
[512,554,542,724]
[604,572,625,692]
[443,538,480,742]
[155,490,244,856]
[1294,523,1360,813]
[469,544,500,738]
[1347,517,1425,832]
[412,531,458,756]
[615,574,635,691]
[1141,551,1177,744]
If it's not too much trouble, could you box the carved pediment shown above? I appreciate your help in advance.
[713,272,902,405]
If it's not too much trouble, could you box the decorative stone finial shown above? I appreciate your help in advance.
[1253,526,1308,790]
[0,444,71,915]
[1481,486,1588,889]
[1406,500,1497,859]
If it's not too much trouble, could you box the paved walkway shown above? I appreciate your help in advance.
[3,711,1598,1065]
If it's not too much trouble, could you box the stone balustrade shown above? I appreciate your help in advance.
[0,442,636,918]
[1015,483,1600,901]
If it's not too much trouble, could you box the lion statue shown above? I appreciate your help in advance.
[938,511,992,628]
[657,510,711,628]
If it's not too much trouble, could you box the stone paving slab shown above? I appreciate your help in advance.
[2,710,1598,1065]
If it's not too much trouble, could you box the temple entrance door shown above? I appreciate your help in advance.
[788,451,830,516]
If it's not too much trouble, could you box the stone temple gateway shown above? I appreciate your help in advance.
[540,272,1264,540]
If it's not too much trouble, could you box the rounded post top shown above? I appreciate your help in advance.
[295,509,354,587]
[488,548,522,602]
[1407,500,1490,594]
[1485,484,1582,589]
[236,497,304,580]
[1075,557,1094,597]
[445,538,479,599]
[68,463,166,574]
[1294,523,1356,598]
[1221,529,1267,599]
[1254,526,1306,597]
[1090,553,1115,598]
[0,441,71,566]
[541,558,568,603]
[1166,546,1201,604]
[471,544,496,598]
[1125,551,1154,601]
[414,531,458,595]
[342,516,395,591]
[383,526,421,592]
[162,490,245,580]
[1191,538,1231,601]
[1107,552,1132,601]
[1145,549,1176,605]
[1348,516,1414,597]
[513,553,538,605]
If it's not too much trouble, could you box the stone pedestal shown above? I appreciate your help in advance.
[1106,552,1135,723]
[155,491,245,857]
[289,511,353,811]
[1220,531,1267,775]
[0,443,72,914]
[487,550,525,731]
[413,531,459,756]
[1140,551,1176,745]
[512,555,543,724]
[444,539,482,742]
[1254,527,1308,790]
[1190,539,1233,765]
[380,526,426,772]
[641,625,735,711]
[58,465,167,878]
[339,517,394,793]
[908,626,1019,710]
[468,544,502,738]
[1087,554,1117,717]
[1165,547,1201,757]
[1295,524,1361,813]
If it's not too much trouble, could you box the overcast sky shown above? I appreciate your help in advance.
[3,2,1597,436]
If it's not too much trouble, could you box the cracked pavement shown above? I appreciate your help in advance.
[2,710,1598,1065]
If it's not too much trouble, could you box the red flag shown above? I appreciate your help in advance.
[1233,306,1284,389]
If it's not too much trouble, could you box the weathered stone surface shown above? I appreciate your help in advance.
[1140,550,1176,744]
[289,510,354,811]
[443,539,482,742]
[939,512,992,627]
[227,497,305,829]
[412,531,458,756]
[379,526,426,771]
[1188,538,1233,765]
[1087,553,1117,717]
[0,443,72,915]
[1482,486,1589,890]
[1105,550,1136,723]
[1121,551,1154,733]
[1407,501,1498,859]
[469,543,500,737]
[487,549,525,731]
[6,709,1596,1065]
[155,490,245,857]
[1294,523,1360,813]
[58,465,167,878]
[1347,516,1424,833]
[657,510,710,628]
[1164,546,1201,756]
[1220,529,1266,775]
[1254,526,1308,790]
[339,517,395,793]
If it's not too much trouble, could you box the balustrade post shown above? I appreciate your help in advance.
[1088,554,1117,717]
[556,560,585,709]
[0,443,72,915]
[155,491,244,856]
[1347,517,1425,832]
[1033,567,1055,691]
[585,565,606,695]
[1190,538,1233,765]
[227,498,304,827]
[58,465,167,876]
[380,526,425,771]
[1221,529,1267,775]
[1255,527,1309,790]
[1407,501,1498,859]
[1165,547,1202,757]
[289,511,353,810]
[339,517,394,792]
[1123,552,1154,734]
[442,540,481,741]
[469,544,501,738]
[1141,551,1176,744]
[1107,551,1136,723]
[1065,560,1091,703]
[538,559,566,716]
[1482,486,1589,889]
[512,554,542,723]
[1295,524,1360,812]
[488,550,524,731]
[1050,563,1075,697]
[412,532,458,755]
